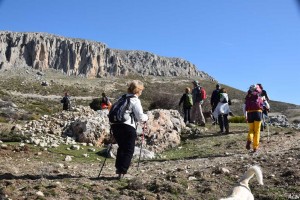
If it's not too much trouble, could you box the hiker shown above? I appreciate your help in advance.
[213,88,232,134]
[257,83,270,131]
[257,83,270,101]
[110,80,148,179]
[61,92,71,111]
[210,83,221,125]
[243,84,264,153]
[190,80,206,126]
[178,87,193,124]
[101,92,111,110]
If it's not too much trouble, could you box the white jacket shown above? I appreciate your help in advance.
[213,93,231,118]
[123,94,148,129]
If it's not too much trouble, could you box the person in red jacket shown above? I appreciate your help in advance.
[243,84,264,153]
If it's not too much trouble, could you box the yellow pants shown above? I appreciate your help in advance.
[247,121,261,150]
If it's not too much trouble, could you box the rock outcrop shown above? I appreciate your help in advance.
[17,106,185,153]
[0,31,213,79]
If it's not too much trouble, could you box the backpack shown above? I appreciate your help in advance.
[220,93,228,103]
[185,94,193,107]
[108,94,136,123]
[198,87,207,101]
[245,92,263,111]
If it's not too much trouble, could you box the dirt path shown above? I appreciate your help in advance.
[6,90,98,101]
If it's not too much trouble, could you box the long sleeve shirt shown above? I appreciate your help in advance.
[123,94,148,129]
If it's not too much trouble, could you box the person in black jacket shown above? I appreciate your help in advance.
[210,84,221,124]
[61,92,71,111]
[179,87,193,124]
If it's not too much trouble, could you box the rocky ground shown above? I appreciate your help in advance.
[0,124,299,200]
[0,67,299,200]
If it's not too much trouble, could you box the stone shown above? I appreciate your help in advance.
[65,155,72,162]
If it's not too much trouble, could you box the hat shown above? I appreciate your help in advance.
[192,80,199,85]
[249,84,262,94]
[249,84,257,92]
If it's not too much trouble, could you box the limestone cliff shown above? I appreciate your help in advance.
[0,31,213,79]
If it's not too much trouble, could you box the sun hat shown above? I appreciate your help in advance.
[192,80,199,86]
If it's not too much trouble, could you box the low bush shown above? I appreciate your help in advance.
[0,116,8,123]
[229,116,246,123]
[148,92,179,110]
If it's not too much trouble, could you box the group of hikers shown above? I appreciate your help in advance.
[61,92,112,111]
[60,79,270,179]
[178,80,270,154]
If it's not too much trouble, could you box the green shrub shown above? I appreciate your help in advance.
[0,132,29,142]
[229,116,246,123]
[0,116,8,123]
[148,92,179,110]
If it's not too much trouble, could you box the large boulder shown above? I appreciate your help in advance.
[142,109,185,153]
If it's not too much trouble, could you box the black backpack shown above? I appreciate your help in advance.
[108,94,136,123]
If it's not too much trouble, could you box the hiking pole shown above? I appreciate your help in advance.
[137,122,146,170]
[267,115,270,142]
[98,128,113,178]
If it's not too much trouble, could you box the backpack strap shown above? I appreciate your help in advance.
[124,94,136,124]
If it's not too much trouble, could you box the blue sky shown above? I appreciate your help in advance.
[0,0,299,105]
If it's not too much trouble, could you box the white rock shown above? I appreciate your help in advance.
[188,176,197,181]
[82,153,89,157]
[65,155,72,162]
[36,191,44,197]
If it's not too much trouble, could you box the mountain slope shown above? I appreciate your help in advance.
[0,31,213,79]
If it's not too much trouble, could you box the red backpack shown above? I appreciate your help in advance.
[200,87,207,100]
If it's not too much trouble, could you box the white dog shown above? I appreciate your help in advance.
[220,165,264,200]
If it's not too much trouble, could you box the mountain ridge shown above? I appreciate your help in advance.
[0,31,214,80]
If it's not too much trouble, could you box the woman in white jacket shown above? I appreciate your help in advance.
[213,88,231,134]
[111,80,148,179]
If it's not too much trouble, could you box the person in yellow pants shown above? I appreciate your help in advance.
[244,85,264,153]
[246,111,262,151]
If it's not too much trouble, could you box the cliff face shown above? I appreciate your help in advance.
[0,31,212,79]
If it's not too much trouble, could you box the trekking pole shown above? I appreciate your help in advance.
[97,128,113,178]
[137,122,146,170]
[267,115,270,142]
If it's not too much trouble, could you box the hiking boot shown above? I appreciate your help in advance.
[251,148,260,156]
[246,140,251,150]
[225,125,229,134]
[117,173,125,180]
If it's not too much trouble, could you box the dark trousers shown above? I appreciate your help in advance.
[111,124,137,174]
[212,104,218,122]
[218,114,229,132]
[261,108,268,129]
[183,107,191,123]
